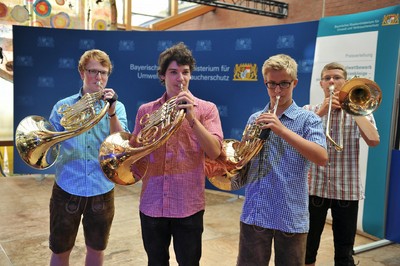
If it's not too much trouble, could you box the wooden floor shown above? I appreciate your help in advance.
[1,175,400,265]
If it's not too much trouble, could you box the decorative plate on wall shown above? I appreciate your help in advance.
[50,11,70,28]
[0,2,8,18]
[33,0,52,17]
[10,5,28,23]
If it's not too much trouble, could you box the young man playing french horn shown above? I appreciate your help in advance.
[129,42,223,266]
[48,49,129,266]
[235,54,328,266]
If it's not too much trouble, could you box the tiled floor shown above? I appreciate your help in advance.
[1,175,400,265]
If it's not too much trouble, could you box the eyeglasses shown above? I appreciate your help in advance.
[265,80,293,90]
[85,69,109,78]
[321,76,344,82]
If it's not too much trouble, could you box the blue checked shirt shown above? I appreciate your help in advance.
[49,89,129,197]
[239,101,326,233]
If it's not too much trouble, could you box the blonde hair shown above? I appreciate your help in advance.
[262,54,298,80]
[320,62,347,79]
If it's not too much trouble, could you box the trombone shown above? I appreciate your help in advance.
[326,85,344,151]
[325,77,382,151]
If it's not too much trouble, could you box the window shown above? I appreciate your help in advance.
[116,0,198,29]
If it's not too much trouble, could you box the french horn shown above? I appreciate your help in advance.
[15,83,109,169]
[326,77,382,151]
[99,95,186,185]
[205,96,280,191]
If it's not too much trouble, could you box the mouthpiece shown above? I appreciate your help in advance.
[259,95,280,140]
[178,83,187,113]
[273,95,281,115]
[96,81,104,89]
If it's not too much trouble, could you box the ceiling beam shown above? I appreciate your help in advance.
[181,0,288,18]
[150,6,216,30]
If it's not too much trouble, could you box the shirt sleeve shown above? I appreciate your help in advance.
[115,101,130,132]
[303,112,327,148]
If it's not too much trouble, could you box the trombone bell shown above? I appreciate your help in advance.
[339,77,382,116]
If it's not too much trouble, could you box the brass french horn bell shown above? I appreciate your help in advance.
[15,116,61,169]
[98,131,149,185]
[205,96,281,191]
[15,86,109,169]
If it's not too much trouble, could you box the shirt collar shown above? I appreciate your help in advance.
[72,88,83,100]
[283,101,299,120]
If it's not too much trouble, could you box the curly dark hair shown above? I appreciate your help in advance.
[157,42,196,85]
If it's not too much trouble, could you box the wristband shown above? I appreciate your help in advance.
[109,112,116,118]
[107,92,118,106]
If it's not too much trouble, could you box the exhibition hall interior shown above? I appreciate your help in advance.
[1,0,400,265]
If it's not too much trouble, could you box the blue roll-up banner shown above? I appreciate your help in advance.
[310,5,400,239]
[13,5,400,241]
[387,150,400,243]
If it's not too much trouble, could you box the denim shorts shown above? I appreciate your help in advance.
[49,182,115,254]
[237,222,307,266]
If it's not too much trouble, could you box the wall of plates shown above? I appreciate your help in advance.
[0,0,116,30]
[0,0,116,168]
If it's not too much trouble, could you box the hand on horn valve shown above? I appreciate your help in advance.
[107,92,118,106]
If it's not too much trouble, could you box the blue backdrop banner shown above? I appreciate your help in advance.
[13,21,319,195]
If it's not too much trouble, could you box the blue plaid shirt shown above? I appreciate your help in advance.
[239,101,326,233]
[49,89,129,197]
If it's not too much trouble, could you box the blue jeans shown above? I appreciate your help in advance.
[305,196,358,266]
[237,222,307,266]
[140,210,204,266]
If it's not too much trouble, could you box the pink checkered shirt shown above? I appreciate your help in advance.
[133,92,223,218]
[304,104,376,201]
